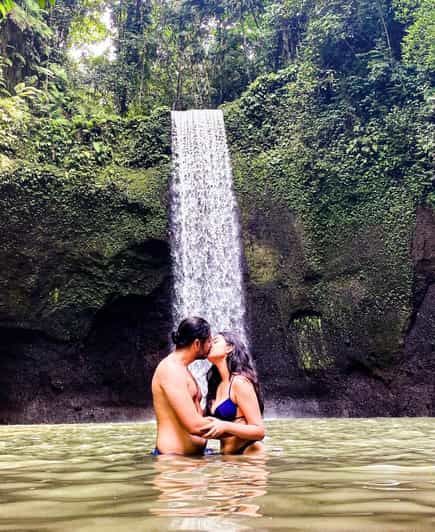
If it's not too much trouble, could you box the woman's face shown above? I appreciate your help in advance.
[208,334,233,363]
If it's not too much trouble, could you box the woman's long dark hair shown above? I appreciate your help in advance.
[206,331,264,415]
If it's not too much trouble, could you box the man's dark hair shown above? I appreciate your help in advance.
[172,317,211,348]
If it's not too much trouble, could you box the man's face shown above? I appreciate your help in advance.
[195,336,212,359]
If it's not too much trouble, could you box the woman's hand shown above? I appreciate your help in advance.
[202,417,229,439]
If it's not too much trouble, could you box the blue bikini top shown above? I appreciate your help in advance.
[209,377,243,422]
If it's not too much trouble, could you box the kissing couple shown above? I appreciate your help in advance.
[152,316,265,456]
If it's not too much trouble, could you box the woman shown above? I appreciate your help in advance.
[203,331,265,455]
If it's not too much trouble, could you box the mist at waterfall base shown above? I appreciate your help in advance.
[1,113,434,532]
[170,109,247,392]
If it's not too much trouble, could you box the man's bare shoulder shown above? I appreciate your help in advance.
[153,354,187,383]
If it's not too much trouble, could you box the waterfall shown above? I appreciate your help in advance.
[170,109,247,393]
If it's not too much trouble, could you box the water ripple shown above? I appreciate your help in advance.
[0,419,434,530]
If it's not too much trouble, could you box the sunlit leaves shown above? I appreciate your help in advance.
[392,0,421,23]
[0,0,55,18]
[397,0,435,72]
[14,81,42,98]
[70,12,109,46]
[0,0,14,18]
[67,0,112,47]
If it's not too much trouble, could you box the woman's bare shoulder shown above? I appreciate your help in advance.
[232,374,254,389]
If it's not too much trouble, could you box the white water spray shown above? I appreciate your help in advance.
[170,109,247,392]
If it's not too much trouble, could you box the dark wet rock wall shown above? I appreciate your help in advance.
[0,110,173,423]
[223,68,434,416]
[0,78,434,422]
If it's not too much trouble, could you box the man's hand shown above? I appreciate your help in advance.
[202,417,229,439]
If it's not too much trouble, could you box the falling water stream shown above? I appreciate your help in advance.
[1,113,434,532]
[170,110,247,390]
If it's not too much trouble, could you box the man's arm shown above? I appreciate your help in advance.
[159,367,208,435]
[203,377,265,440]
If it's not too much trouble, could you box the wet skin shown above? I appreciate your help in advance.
[152,338,212,455]
[205,335,265,455]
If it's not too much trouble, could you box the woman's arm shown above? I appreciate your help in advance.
[203,377,264,440]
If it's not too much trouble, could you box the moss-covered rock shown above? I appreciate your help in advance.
[0,109,173,423]
[224,65,434,414]
[0,159,170,339]
[0,65,433,420]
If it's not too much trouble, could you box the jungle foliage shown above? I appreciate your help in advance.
[0,0,433,115]
[0,0,433,205]
[0,0,433,376]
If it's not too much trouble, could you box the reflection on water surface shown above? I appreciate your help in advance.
[151,454,268,520]
[0,419,435,531]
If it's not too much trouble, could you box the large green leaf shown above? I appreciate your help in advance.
[0,0,13,17]
[0,0,55,18]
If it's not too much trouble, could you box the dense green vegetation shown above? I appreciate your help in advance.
[1,0,433,114]
[0,0,432,215]
[225,61,430,371]
[0,0,433,416]
[0,0,433,353]
[216,0,432,374]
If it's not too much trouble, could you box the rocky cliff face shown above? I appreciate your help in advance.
[0,78,433,422]
[224,68,434,416]
[0,110,173,423]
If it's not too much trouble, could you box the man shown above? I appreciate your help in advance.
[151,316,212,455]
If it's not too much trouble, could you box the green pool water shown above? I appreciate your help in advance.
[1,418,435,531]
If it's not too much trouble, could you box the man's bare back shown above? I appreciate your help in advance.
[152,353,208,455]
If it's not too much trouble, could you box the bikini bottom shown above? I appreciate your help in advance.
[151,447,215,456]
[151,447,162,456]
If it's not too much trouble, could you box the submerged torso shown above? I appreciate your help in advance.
[152,357,206,455]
